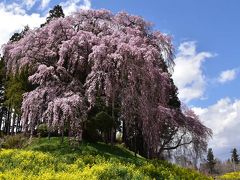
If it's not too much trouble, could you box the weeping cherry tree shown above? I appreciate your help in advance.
[3,9,212,158]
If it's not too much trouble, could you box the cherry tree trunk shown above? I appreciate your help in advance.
[111,92,115,146]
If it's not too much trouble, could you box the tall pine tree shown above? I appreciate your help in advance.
[41,5,65,27]
[231,148,239,164]
[207,148,216,174]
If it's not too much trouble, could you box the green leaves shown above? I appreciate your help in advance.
[5,69,31,113]
[9,26,29,42]
[94,111,113,132]
[41,5,65,27]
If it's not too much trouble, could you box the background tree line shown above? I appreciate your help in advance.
[199,147,240,175]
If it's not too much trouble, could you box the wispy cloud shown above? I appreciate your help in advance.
[172,41,215,103]
[218,69,237,83]
[22,0,37,9]
[40,0,51,9]
[0,2,26,15]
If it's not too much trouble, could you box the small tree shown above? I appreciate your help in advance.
[94,111,113,142]
[231,148,239,164]
[207,148,216,174]
[231,148,239,171]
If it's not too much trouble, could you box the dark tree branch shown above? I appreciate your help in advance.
[163,131,192,150]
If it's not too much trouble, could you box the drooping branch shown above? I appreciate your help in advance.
[163,132,192,151]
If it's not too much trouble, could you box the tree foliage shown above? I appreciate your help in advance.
[0,26,31,135]
[0,57,7,134]
[207,148,216,174]
[0,57,5,107]
[232,148,239,164]
[5,69,32,113]
[41,5,65,27]
[3,9,212,158]
[9,26,29,43]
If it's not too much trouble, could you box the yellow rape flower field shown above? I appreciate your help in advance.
[0,137,212,180]
[219,171,240,180]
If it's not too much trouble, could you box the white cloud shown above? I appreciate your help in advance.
[172,41,215,102]
[40,0,51,9]
[61,0,91,16]
[218,69,237,83]
[0,2,26,15]
[0,0,92,53]
[0,2,45,52]
[81,0,91,9]
[193,98,240,159]
[10,0,50,10]
[23,0,37,9]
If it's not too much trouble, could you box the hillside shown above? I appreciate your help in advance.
[0,137,212,179]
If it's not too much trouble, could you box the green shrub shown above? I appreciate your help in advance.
[0,130,4,138]
[1,134,26,149]
[37,124,49,137]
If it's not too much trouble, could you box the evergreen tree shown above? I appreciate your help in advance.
[5,69,31,113]
[207,148,216,174]
[3,26,31,135]
[41,5,64,27]
[9,26,29,42]
[231,148,239,164]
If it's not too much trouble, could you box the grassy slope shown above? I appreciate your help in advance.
[0,137,212,180]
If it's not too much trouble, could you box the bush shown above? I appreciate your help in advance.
[1,134,26,149]
[0,130,4,138]
[37,124,49,137]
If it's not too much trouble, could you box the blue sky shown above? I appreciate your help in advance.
[0,0,239,160]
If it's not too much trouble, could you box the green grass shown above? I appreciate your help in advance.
[0,137,213,180]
